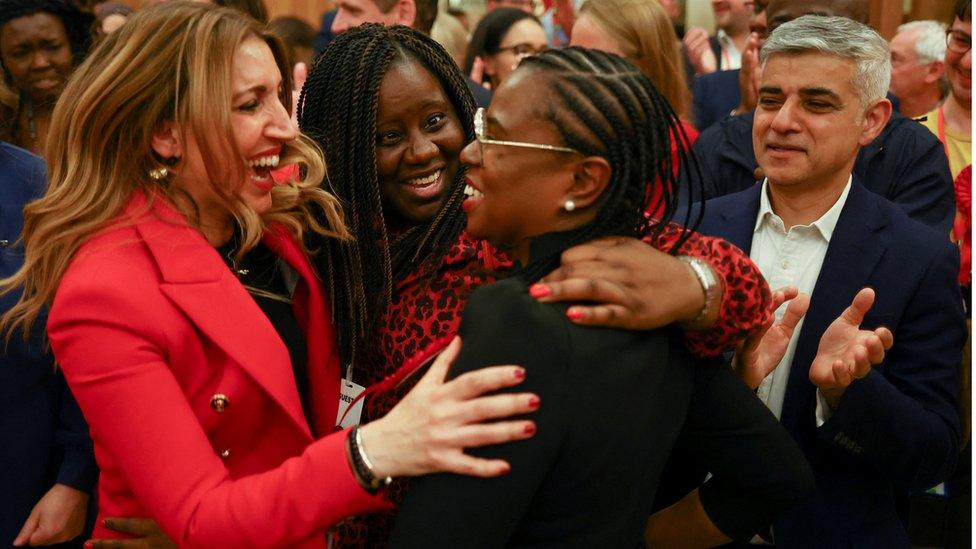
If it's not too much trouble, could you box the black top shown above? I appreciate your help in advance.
[388,231,814,548]
[217,239,310,417]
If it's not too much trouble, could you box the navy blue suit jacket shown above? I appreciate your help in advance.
[696,182,964,547]
[692,68,741,132]
[0,143,97,546]
[690,110,954,234]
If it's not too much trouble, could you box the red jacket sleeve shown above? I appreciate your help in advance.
[650,223,773,357]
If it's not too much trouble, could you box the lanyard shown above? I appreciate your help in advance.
[937,105,950,158]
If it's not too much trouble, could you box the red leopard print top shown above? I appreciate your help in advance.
[331,225,772,547]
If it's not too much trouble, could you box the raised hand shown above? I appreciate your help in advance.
[359,337,538,479]
[683,27,717,75]
[735,32,763,114]
[809,288,894,409]
[734,287,809,390]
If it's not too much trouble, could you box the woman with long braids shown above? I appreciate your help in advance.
[388,47,813,547]
[0,5,541,547]
[298,24,778,546]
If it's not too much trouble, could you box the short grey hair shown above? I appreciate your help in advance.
[896,20,948,64]
[760,15,891,109]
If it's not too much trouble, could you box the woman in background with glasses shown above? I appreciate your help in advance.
[463,8,547,91]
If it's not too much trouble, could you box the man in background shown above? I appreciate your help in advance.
[889,20,947,118]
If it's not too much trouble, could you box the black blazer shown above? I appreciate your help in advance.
[389,232,814,548]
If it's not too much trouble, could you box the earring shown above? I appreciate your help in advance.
[148,166,168,180]
[563,199,576,212]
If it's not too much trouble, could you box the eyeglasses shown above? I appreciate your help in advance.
[473,107,581,160]
[947,30,971,55]
[495,42,547,59]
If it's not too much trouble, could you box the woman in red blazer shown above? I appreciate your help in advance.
[0,4,538,548]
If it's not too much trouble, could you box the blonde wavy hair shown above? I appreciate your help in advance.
[0,2,349,340]
[578,0,690,119]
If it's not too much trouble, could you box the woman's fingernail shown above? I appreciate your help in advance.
[529,284,551,298]
[528,396,541,409]
[84,542,94,549]
[524,423,536,435]
[566,308,584,321]
[514,368,526,380]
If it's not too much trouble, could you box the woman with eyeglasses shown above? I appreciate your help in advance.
[298,24,779,546]
[388,46,814,548]
[464,8,548,91]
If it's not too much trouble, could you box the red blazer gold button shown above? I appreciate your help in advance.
[210,393,229,413]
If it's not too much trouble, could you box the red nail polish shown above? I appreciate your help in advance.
[529,284,551,298]
[514,368,526,379]
[524,423,536,435]
[528,396,541,409]
[566,309,583,321]
[84,542,93,549]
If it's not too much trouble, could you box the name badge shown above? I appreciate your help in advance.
[337,379,366,429]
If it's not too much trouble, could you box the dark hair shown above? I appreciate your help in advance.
[955,0,971,21]
[513,47,701,283]
[463,8,540,79]
[214,0,269,24]
[0,0,95,68]
[298,23,475,367]
[412,0,438,35]
[269,15,316,66]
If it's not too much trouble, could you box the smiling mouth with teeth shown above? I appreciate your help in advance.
[463,184,484,198]
[406,169,442,188]
[247,154,280,180]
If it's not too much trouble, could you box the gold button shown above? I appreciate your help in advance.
[210,393,229,413]
[219,449,231,459]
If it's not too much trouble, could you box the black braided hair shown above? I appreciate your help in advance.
[298,23,475,368]
[513,47,705,284]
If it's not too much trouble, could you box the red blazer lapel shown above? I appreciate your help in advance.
[263,226,342,437]
[127,194,313,439]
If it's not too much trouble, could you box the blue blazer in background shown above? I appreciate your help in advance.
[696,182,964,547]
[0,143,97,547]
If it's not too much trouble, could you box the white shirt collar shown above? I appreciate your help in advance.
[754,176,853,242]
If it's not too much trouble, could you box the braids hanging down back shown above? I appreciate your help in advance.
[298,24,475,368]
[515,47,705,284]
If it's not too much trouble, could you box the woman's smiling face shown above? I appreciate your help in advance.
[374,57,466,226]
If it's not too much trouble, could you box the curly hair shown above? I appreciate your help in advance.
[298,23,475,368]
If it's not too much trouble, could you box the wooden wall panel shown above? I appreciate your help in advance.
[266,0,334,26]
[870,0,904,39]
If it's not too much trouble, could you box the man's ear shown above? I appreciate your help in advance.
[858,98,892,147]
[396,0,417,28]
[924,60,946,84]
[151,121,182,160]
[565,156,612,210]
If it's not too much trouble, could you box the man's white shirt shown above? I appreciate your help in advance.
[749,177,852,422]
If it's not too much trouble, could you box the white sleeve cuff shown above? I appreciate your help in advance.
[815,389,834,427]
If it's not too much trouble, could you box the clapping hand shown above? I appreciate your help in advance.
[683,27,717,75]
[734,287,809,390]
[809,288,894,409]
